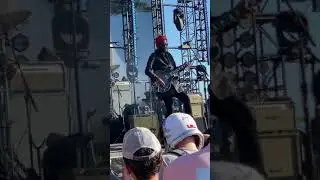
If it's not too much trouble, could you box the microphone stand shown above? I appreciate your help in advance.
[12,50,39,170]
[113,85,126,144]
[0,32,14,179]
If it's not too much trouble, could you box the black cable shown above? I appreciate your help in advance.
[70,0,85,168]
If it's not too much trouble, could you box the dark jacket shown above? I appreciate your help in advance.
[145,49,176,82]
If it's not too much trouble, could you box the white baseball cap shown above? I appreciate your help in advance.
[122,127,162,161]
[163,113,204,149]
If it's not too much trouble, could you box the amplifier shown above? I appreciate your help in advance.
[188,93,204,118]
[258,131,303,179]
[188,93,207,132]
[247,100,295,132]
[10,62,66,92]
[128,114,160,138]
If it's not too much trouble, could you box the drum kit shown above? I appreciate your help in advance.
[0,9,38,180]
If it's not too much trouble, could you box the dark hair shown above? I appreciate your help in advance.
[123,148,162,180]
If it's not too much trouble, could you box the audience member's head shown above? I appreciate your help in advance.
[163,113,204,151]
[122,127,162,180]
[163,143,210,180]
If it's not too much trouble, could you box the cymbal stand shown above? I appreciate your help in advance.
[11,47,39,171]
[113,85,126,144]
[0,32,14,179]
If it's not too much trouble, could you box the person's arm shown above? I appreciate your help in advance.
[145,54,159,82]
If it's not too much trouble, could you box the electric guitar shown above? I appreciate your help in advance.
[153,62,191,93]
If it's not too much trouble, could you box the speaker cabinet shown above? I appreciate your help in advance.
[247,100,295,132]
[258,131,303,179]
[188,93,207,132]
[128,114,160,138]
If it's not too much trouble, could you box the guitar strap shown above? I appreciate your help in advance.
[159,52,174,70]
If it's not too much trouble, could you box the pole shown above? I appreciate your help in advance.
[298,34,315,180]
[70,0,85,167]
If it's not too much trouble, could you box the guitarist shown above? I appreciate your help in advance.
[145,34,192,118]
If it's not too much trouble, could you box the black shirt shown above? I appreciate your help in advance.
[145,49,176,82]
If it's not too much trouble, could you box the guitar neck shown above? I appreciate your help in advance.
[171,64,187,75]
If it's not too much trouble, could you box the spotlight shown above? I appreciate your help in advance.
[112,72,119,79]
[240,51,255,68]
[126,63,138,82]
[239,12,252,29]
[274,11,309,48]
[11,33,29,52]
[222,31,236,48]
[173,8,185,31]
[221,52,237,69]
[243,70,257,84]
[239,31,254,48]
[212,12,238,35]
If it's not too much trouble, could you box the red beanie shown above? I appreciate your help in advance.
[155,35,167,48]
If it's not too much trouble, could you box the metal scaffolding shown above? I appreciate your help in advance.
[122,0,138,103]
[151,0,164,47]
[151,0,210,93]
[214,0,317,178]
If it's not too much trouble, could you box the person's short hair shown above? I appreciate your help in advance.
[123,148,162,179]
[122,127,162,179]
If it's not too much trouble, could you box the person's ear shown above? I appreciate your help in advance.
[124,164,131,174]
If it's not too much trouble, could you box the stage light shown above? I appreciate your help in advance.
[126,63,138,82]
[112,72,119,79]
[179,41,192,49]
[173,8,185,31]
[243,70,257,84]
[240,51,255,68]
[221,52,237,69]
[212,12,238,35]
[11,33,29,52]
[274,11,309,48]
[222,30,236,48]
[239,13,252,29]
[239,31,254,48]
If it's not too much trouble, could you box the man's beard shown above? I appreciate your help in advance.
[159,47,167,52]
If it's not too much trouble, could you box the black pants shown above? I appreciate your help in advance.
[157,87,192,118]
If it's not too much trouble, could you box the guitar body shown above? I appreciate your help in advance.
[153,70,180,93]
[152,62,191,94]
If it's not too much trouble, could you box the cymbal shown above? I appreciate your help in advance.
[0,10,32,32]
